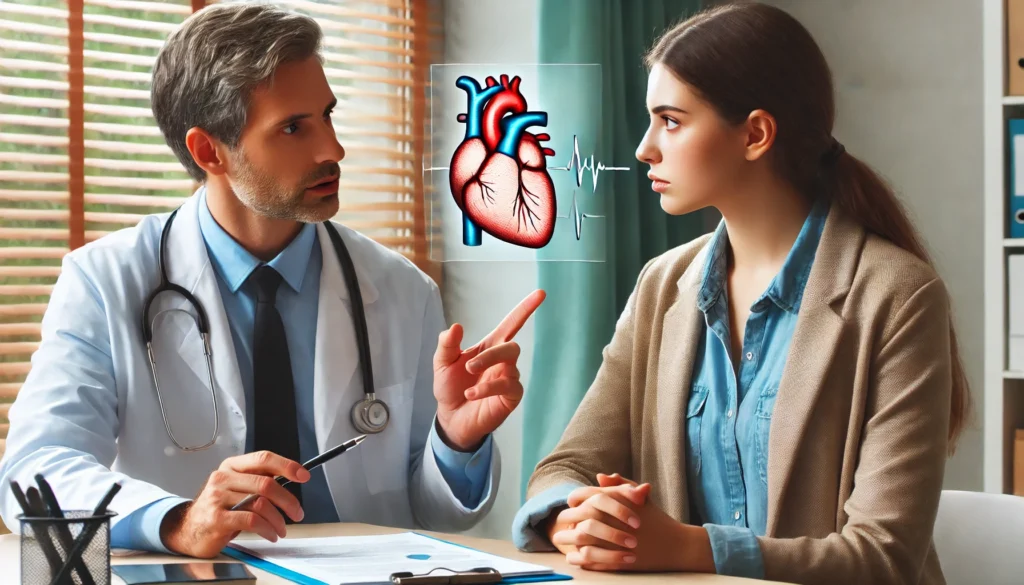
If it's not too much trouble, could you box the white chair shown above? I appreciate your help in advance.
[933,489,1024,585]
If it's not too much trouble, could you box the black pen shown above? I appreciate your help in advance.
[35,475,97,585]
[47,482,122,585]
[230,434,367,512]
[10,481,64,579]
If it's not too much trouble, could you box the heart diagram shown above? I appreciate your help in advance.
[449,74,557,248]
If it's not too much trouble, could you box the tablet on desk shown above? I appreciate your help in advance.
[112,562,256,585]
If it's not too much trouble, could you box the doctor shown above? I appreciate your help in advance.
[0,2,543,558]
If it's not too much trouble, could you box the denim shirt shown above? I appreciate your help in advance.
[688,199,828,578]
[510,201,829,572]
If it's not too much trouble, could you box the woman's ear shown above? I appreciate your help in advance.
[743,108,777,162]
[185,127,229,177]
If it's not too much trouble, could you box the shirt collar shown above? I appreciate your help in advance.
[696,198,829,315]
[197,189,316,294]
[765,198,829,313]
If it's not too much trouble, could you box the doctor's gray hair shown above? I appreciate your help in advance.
[151,2,323,182]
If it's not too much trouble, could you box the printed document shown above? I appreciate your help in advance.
[228,532,555,584]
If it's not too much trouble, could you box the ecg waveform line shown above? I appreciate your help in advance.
[556,190,604,241]
[550,134,630,191]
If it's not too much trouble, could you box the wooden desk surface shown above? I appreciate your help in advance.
[0,523,789,584]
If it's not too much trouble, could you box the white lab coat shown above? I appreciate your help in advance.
[0,193,500,535]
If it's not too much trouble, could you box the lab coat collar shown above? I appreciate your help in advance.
[162,191,248,425]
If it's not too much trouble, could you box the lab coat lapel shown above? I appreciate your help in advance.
[163,193,247,424]
[312,222,381,450]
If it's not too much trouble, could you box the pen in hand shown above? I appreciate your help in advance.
[230,434,367,512]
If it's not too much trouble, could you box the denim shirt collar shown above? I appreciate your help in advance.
[697,199,829,315]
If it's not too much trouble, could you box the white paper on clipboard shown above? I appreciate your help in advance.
[228,532,555,585]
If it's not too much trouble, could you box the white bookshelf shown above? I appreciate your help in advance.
[985,0,1024,495]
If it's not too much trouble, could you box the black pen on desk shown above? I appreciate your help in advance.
[230,434,367,512]
[47,482,122,585]
[10,481,65,578]
[35,475,98,585]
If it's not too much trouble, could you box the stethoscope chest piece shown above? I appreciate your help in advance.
[352,393,389,434]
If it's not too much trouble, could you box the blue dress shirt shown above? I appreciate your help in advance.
[511,201,827,579]
[688,199,827,578]
[110,193,492,551]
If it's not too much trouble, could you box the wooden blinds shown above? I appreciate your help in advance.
[0,0,441,455]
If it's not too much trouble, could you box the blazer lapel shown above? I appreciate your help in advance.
[651,247,708,523]
[312,223,381,450]
[157,192,246,440]
[765,208,864,534]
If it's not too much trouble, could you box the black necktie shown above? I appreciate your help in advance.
[251,265,303,510]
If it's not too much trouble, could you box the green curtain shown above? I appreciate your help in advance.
[521,0,705,500]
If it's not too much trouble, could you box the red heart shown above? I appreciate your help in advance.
[449,75,557,248]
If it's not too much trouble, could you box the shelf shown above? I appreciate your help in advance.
[1005,239,1024,247]
[1004,371,1024,379]
[1005,96,1024,105]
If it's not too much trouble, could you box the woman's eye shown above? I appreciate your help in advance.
[662,116,679,130]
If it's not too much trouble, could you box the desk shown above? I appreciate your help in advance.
[0,523,787,584]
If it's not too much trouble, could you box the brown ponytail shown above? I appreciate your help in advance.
[646,1,971,453]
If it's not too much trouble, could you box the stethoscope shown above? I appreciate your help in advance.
[142,207,389,453]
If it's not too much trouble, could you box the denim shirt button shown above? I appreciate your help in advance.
[734,510,741,520]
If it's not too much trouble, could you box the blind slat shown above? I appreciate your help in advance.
[1,153,184,173]
[0,342,39,356]
[0,94,154,118]
[0,228,68,241]
[1,60,151,84]
[0,323,43,337]
[0,189,68,203]
[0,2,66,19]
[85,193,185,208]
[0,363,32,376]
[84,0,191,16]
[0,403,11,419]
[280,0,415,26]
[84,13,180,34]
[0,305,49,317]
[0,285,53,296]
[0,247,69,260]
[0,267,62,278]
[0,384,20,400]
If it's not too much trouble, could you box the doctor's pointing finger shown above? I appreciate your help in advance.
[433,290,546,452]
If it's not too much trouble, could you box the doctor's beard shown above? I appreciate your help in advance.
[227,147,340,223]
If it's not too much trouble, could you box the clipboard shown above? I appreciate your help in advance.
[221,535,572,585]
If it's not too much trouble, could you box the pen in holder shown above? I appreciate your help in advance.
[19,510,117,585]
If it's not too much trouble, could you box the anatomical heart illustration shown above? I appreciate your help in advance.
[449,74,557,249]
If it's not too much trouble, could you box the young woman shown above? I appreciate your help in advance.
[511,3,969,584]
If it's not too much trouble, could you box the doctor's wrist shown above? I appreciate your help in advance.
[433,415,485,453]
[159,501,192,554]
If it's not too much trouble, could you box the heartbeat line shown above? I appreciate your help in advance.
[556,190,604,241]
[550,134,630,191]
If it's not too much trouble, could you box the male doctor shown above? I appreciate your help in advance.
[0,2,543,558]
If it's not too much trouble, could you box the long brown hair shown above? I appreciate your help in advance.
[646,1,970,454]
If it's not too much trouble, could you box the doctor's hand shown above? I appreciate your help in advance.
[433,289,545,451]
[160,451,310,558]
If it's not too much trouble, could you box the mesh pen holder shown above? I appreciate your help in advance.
[19,511,117,585]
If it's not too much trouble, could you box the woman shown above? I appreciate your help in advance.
[511,3,969,584]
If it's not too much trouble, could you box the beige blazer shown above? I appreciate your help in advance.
[528,207,951,585]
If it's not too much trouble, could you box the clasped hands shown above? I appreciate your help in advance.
[545,473,716,573]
